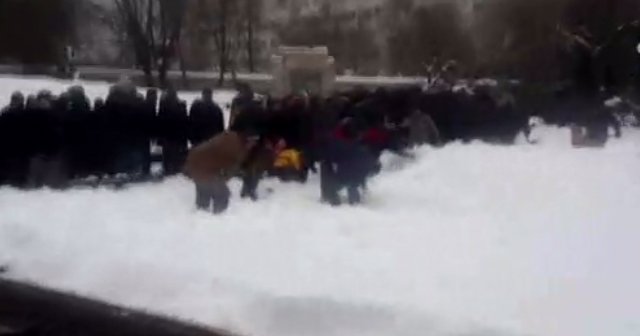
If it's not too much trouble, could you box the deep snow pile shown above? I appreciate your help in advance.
[1,126,640,336]
[1,76,640,336]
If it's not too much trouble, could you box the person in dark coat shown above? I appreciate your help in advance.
[1,91,25,113]
[319,136,379,206]
[138,89,158,176]
[158,88,188,175]
[229,87,272,197]
[229,90,263,136]
[64,85,93,178]
[229,82,255,128]
[0,91,26,185]
[26,95,69,188]
[189,88,225,146]
[104,82,143,175]
[91,97,111,176]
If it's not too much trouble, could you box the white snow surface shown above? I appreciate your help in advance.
[605,96,623,108]
[1,76,640,336]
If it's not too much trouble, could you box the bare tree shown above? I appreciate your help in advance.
[211,0,232,85]
[110,0,187,87]
[242,0,263,72]
[0,0,76,67]
[386,3,475,76]
[183,0,242,85]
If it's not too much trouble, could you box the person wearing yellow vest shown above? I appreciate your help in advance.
[271,139,305,182]
[274,149,303,171]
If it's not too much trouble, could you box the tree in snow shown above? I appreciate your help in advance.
[385,2,475,76]
[183,0,264,84]
[0,0,77,68]
[107,0,188,87]
[277,3,380,75]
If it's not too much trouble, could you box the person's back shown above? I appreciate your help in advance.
[184,131,250,214]
[230,98,264,138]
[0,92,26,185]
[91,98,112,174]
[158,90,188,175]
[189,88,224,146]
[158,91,188,141]
[65,87,95,176]
[230,83,256,128]
[184,131,247,182]
[0,92,26,150]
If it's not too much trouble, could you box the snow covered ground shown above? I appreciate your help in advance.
[1,76,640,336]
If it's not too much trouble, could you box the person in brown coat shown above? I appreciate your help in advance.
[184,131,254,214]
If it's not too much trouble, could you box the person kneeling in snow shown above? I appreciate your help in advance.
[269,139,308,183]
[272,148,305,182]
[184,131,256,214]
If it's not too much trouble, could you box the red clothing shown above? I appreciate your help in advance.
[334,126,350,141]
[362,127,390,147]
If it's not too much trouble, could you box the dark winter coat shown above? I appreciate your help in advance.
[189,99,225,145]
[158,97,188,144]
[229,99,265,137]
[229,93,256,129]
[320,138,379,187]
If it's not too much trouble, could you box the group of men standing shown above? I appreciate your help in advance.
[0,82,225,188]
[4,79,573,215]
[184,85,444,214]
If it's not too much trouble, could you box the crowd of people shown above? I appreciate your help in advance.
[0,79,626,214]
[0,81,224,189]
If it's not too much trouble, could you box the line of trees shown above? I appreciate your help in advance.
[100,0,263,87]
[1,0,638,93]
[0,0,76,67]
[109,0,189,87]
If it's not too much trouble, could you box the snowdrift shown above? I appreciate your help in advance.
[1,76,640,336]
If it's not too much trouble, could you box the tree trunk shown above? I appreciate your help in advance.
[218,43,227,86]
[218,0,228,86]
[231,58,237,83]
[247,25,254,72]
[143,62,154,87]
[178,41,189,88]
[158,62,168,88]
[246,0,255,72]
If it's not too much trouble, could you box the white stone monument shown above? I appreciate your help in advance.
[270,46,336,98]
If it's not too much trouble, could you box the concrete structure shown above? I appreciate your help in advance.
[270,46,336,97]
